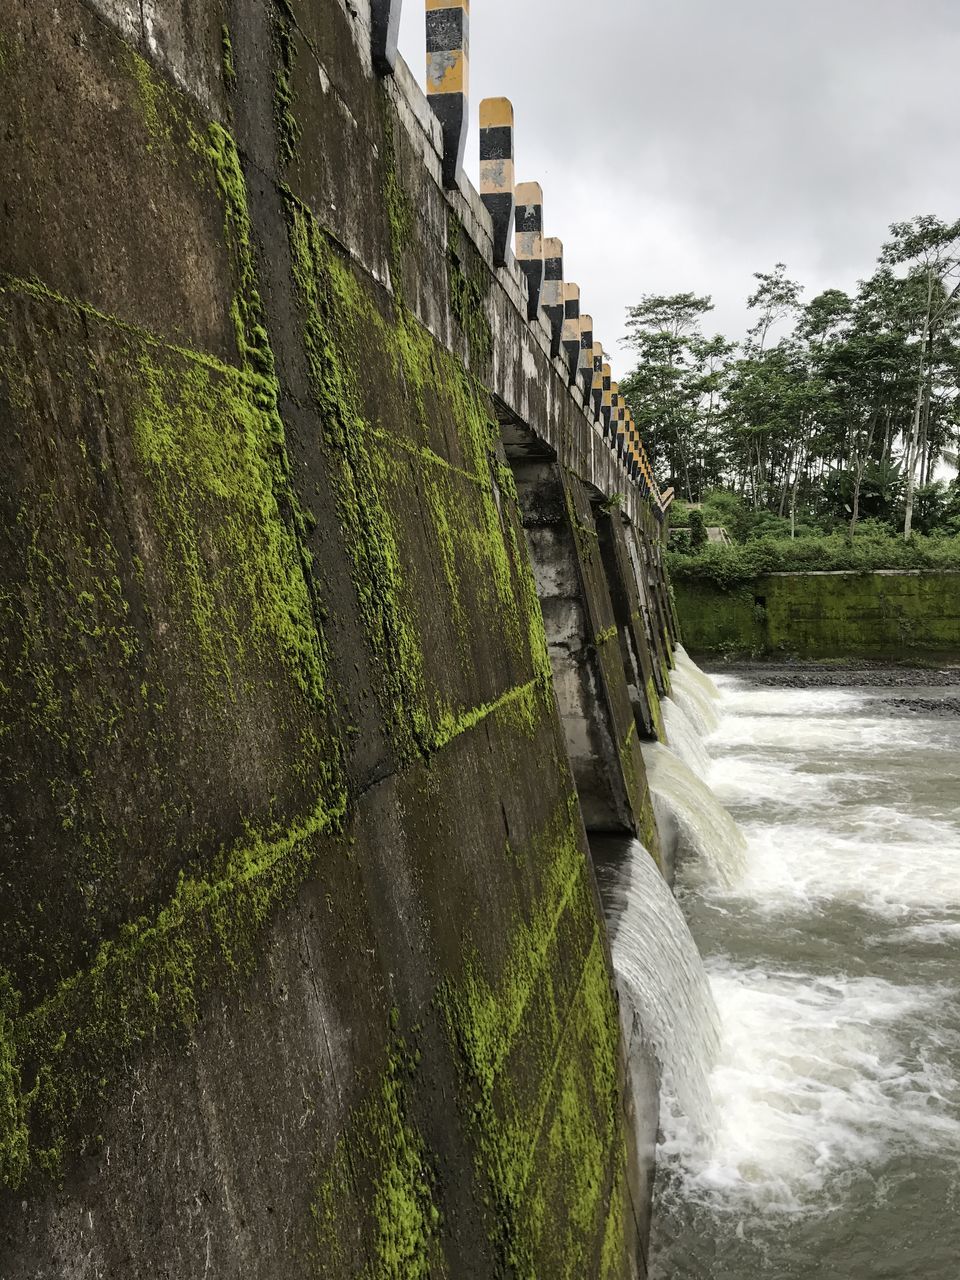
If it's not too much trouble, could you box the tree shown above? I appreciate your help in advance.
[746,263,803,352]
[621,293,715,501]
[879,215,960,539]
[621,218,960,539]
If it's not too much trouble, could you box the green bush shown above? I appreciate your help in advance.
[666,530,960,590]
[689,510,708,551]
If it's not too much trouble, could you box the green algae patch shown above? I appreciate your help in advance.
[437,797,628,1276]
[2,789,345,1189]
[130,349,328,707]
[125,46,205,166]
[282,191,553,757]
[599,1147,629,1279]
[646,675,666,744]
[272,0,301,166]
[312,1030,445,1278]
[676,570,960,661]
[0,113,350,1188]
[221,24,237,93]
[0,977,28,1188]
[446,210,493,371]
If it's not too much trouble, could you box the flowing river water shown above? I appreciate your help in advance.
[601,651,960,1279]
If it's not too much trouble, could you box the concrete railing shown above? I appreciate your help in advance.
[371,0,671,520]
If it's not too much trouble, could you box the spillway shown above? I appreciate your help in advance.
[605,648,960,1279]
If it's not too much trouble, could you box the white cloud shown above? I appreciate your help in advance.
[398,0,960,379]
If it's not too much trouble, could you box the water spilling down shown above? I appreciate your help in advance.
[604,647,960,1279]
[598,842,721,1139]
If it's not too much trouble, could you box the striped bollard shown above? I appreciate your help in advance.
[515,182,544,321]
[479,98,514,267]
[601,363,612,437]
[591,343,603,422]
[628,420,640,481]
[615,399,627,460]
[372,0,402,74]
[542,238,565,357]
[427,0,469,189]
[562,284,581,383]
[610,382,621,453]
[578,315,594,405]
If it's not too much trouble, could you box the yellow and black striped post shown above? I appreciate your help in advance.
[601,362,612,437]
[590,342,603,421]
[610,381,621,451]
[372,0,402,74]
[427,0,469,189]
[562,283,581,383]
[642,452,654,498]
[578,314,594,404]
[627,418,640,482]
[542,237,565,357]
[480,97,514,267]
[514,182,544,322]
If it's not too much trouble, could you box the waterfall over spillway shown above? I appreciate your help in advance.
[602,842,721,1138]
[660,698,712,776]
[643,646,748,888]
[671,646,722,736]
[648,658,960,1280]
[642,745,747,890]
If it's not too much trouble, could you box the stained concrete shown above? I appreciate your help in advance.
[0,0,675,1273]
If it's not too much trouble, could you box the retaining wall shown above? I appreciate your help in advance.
[0,0,676,1274]
[676,571,960,661]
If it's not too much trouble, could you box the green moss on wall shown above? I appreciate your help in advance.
[0,976,28,1188]
[677,570,960,661]
[312,1025,445,1278]
[0,112,349,1188]
[131,351,330,706]
[221,24,237,93]
[272,0,301,165]
[645,675,666,744]
[437,795,627,1276]
[282,190,553,758]
[446,210,493,371]
[3,780,346,1186]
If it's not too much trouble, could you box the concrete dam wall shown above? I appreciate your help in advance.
[676,570,960,662]
[0,1,680,1275]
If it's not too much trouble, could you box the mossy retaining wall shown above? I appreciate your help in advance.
[0,0,672,1275]
[676,570,960,661]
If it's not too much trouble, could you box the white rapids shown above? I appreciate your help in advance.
[642,647,960,1274]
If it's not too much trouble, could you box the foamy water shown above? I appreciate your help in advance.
[647,651,960,1277]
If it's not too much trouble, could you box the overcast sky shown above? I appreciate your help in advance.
[398,0,960,379]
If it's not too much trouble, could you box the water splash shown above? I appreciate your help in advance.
[603,841,721,1138]
[643,742,748,888]
[659,962,960,1215]
[651,664,960,1278]
[671,646,722,736]
[662,697,712,776]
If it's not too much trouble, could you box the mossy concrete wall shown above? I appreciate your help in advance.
[677,570,960,661]
[0,0,673,1275]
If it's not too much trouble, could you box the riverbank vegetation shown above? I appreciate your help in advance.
[624,215,960,545]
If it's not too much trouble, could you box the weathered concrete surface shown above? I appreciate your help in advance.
[676,570,960,662]
[0,0,675,1274]
[594,508,666,744]
[513,461,661,855]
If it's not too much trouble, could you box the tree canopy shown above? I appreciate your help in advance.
[622,215,960,541]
